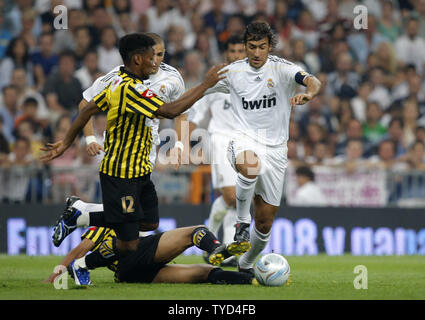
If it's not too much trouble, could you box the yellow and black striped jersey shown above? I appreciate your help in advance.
[93,67,165,179]
[81,227,118,272]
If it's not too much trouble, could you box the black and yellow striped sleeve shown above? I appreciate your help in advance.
[81,227,108,247]
[125,83,164,119]
[93,88,109,111]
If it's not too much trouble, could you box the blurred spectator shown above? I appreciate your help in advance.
[169,0,193,36]
[402,99,420,148]
[0,12,13,59]
[288,120,306,160]
[362,101,387,147]
[53,9,87,52]
[298,94,334,137]
[0,115,9,158]
[14,118,43,159]
[194,31,220,66]
[394,16,425,75]
[290,38,320,74]
[6,0,42,38]
[203,0,229,37]
[416,0,425,39]
[375,42,397,75]
[292,165,327,206]
[335,118,372,156]
[31,32,59,87]
[377,0,402,43]
[97,26,122,73]
[73,26,93,66]
[75,49,101,90]
[165,25,187,68]
[217,13,245,50]
[0,37,33,90]
[350,81,372,122]
[326,52,360,99]
[367,67,391,111]
[416,126,425,144]
[10,67,49,120]
[141,0,172,38]
[305,140,333,166]
[291,9,320,50]
[2,137,33,203]
[88,7,113,47]
[0,85,20,143]
[380,117,407,157]
[182,51,205,89]
[347,14,387,64]
[43,50,82,117]
[367,139,400,170]
[304,122,328,158]
[404,140,425,170]
[19,8,38,50]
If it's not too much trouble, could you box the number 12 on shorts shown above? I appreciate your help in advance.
[121,196,135,214]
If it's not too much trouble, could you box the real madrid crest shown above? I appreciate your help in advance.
[160,84,166,95]
[267,78,274,88]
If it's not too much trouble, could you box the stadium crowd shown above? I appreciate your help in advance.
[0,0,425,204]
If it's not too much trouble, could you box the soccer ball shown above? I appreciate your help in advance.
[254,253,290,286]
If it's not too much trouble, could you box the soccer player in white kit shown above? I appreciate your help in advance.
[206,22,321,274]
[186,35,247,266]
[55,33,186,235]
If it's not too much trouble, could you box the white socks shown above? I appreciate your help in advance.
[74,256,87,269]
[235,173,257,224]
[72,200,103,228]
[208,196,229,237]
[238,225,271,269]
[222,208,237,244]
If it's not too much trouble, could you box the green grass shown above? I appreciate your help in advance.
[0,254,424,300]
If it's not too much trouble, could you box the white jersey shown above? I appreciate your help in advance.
[206,55,308,146]
[188,92,236,135]
[82,63,185,145]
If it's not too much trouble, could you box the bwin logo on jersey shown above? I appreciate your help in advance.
[242,96,276,110]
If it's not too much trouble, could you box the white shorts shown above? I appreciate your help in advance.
[210,133,237,189]
[227,133,288,206]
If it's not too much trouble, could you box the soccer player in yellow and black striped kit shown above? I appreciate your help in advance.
[40,33,247,285]
[45,224,257,285]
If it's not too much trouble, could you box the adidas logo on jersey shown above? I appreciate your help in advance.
[242,96,276,110]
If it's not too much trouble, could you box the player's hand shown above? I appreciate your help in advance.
[86,142,104,156]
[203,63,228,88]
[39,140,69,162]
[170,146,182,170]
[290,93,313,106]
[43,273,59,283]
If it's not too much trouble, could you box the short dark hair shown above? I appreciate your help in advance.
[225,35,244,50]
[244,21,276,48]
[23,97,38,107]
[118,33,155,65]
[389,117,404,128]
[295,165,315,181]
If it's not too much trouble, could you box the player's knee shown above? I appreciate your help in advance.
[235,152,261,179]
[254,218,273,234]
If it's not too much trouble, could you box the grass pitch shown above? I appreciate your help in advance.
[0,254,424,300]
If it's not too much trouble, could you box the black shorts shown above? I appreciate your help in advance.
[116,232,165,283]
[99,172,159,241]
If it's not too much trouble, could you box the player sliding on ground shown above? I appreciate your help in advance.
[45,225,257,286]
[204,21,321,275]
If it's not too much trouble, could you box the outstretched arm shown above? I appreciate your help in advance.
[40,101,101,162]
[43,239,95,283]
[155,64,227,119]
